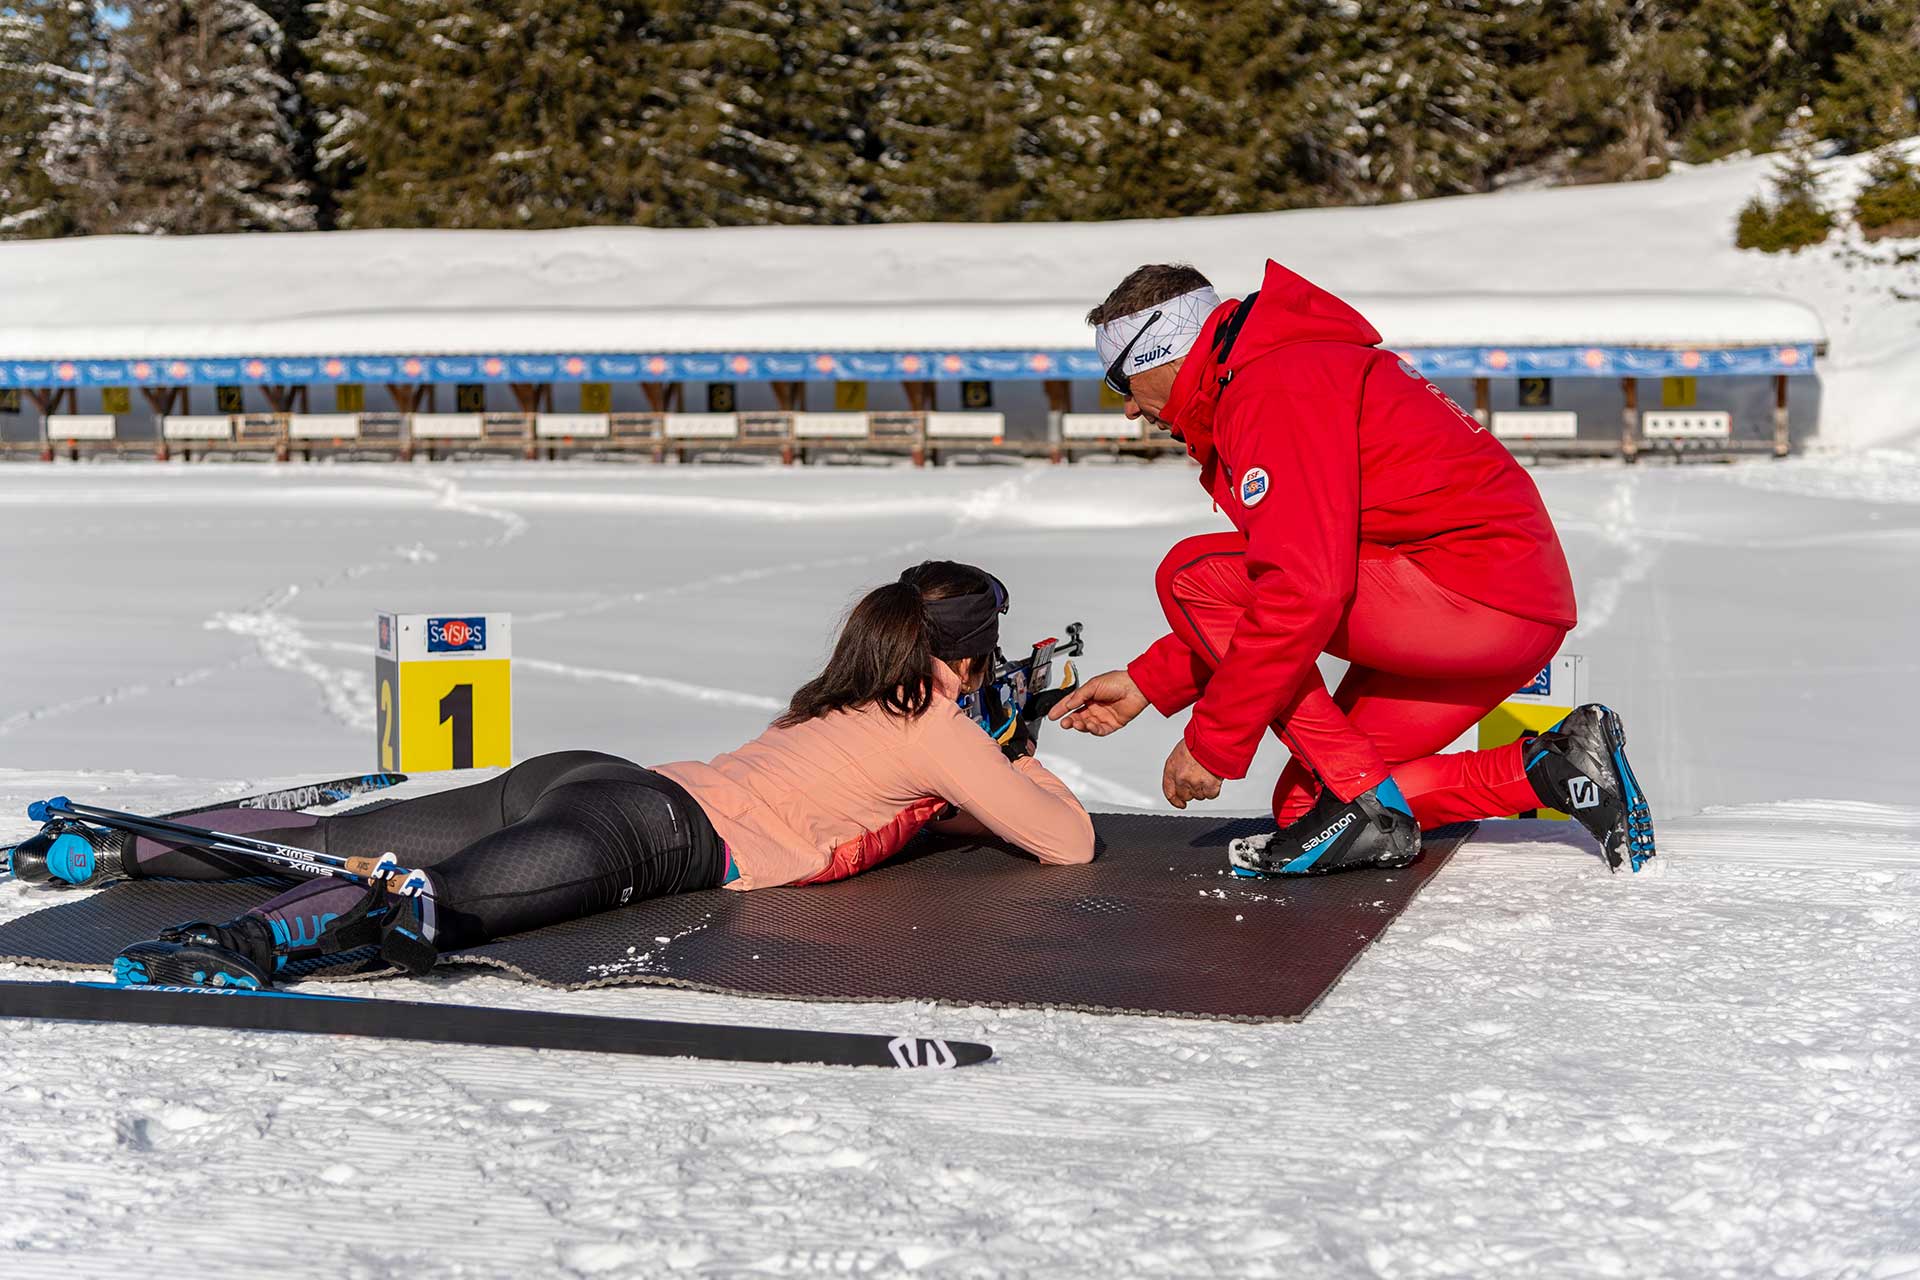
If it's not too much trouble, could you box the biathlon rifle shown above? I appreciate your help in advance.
[959,622,1085,761]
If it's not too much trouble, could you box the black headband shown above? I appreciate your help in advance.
[900,563,1008,659]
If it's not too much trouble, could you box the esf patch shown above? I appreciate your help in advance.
[1239,467,1269,508]
[427,616,487,653]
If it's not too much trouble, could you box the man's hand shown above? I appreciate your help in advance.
[1161,738,1223,810]
[1048,669,1150,737]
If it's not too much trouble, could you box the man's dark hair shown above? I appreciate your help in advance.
[1086,263,1214,326]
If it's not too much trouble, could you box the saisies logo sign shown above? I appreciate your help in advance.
[427,616,487,653]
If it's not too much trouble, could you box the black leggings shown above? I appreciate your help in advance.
[131,751,728,951]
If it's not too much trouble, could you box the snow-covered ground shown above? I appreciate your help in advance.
[2,458,1917,1276]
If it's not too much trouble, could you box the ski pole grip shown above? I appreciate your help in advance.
[27,797,69,822]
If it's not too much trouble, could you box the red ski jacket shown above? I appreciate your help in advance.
[1127,260,1577,781]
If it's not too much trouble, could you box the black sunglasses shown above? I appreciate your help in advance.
[1102,309,1163,398]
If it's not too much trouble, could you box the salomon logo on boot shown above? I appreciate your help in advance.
[1227,779,1422,877]
[1524,704,1656,872]
[115,915,281,990]
[5,821,132,888]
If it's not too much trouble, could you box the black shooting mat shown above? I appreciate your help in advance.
[0,815,1476,1022]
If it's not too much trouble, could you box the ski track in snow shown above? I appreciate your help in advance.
[1564,473,1662,643]
[0,663,233,739]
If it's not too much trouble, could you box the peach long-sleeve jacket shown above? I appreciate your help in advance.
[654,661,1095,889]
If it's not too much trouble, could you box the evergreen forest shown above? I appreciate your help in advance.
[2,0,1917,237]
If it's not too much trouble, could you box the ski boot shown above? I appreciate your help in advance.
[4,820,133,888]
[1524,703,1655,872]
[314,878,441,977]
[114,915,280,990]
[1228,778,1422,877]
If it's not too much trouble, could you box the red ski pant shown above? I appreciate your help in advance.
[1155,532,1568,828]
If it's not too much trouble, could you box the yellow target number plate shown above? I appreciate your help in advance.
[375,613,513,772]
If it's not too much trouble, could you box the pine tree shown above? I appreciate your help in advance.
[308,0,712,228]
[862,2,1120,223]
[664,0,882,225]
[0,0,103,237]
[1852,146,1920,238]
[1324,1,1520,202]
[56,0,316,233]
[1667,0,1788,160]
[1736,131,1836,252]
[1813,3,1920,149]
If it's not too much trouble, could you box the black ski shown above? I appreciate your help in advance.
[178,772,406,817]
[0,980,992,1070]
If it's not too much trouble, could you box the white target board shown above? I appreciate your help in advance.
[793,412,871,439]
[162,415,234,440]
[289,413,362,440]
[536,413,612,439]
[925,412,1004,440]
[409,413,484,440]
[1061,413,1142,440]
[1491,411,1579,440]
[1642,411,1731,440]
[664,413,741,439]
[46,414,117,441]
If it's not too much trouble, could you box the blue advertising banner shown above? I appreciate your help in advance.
[0,343,1817,389]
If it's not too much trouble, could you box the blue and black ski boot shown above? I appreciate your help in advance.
[114,915,280,990]
[1524,703,1656,872]
[1228,778,1422,877]
[4,820,133,888]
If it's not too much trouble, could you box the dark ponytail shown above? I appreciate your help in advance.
[778,562,1001,727]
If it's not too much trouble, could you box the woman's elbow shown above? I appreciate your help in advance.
[1038,811,1096,865]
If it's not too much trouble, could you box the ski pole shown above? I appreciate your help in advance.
[27,797,431,896]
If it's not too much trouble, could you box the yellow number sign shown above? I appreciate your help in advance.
[1476,654,1588,820]
[1661,376,1697,408]
[375,612,513,772]
[335,383,366,413]
[834,381,868,411]
[102,387,132,414]
[580,382,612,413]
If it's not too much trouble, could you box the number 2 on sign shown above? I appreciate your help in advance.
[439,683,474,770]
[379,678,396,771]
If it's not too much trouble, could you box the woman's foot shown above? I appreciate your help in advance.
[1228,778,1422,876]
[1524,704,1656,872]
[5,821,133,888]
[114,916,280,990]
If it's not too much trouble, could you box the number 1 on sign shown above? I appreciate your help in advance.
[439,683,474,770]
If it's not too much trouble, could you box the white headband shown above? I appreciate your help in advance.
[1093,286,1222,380]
